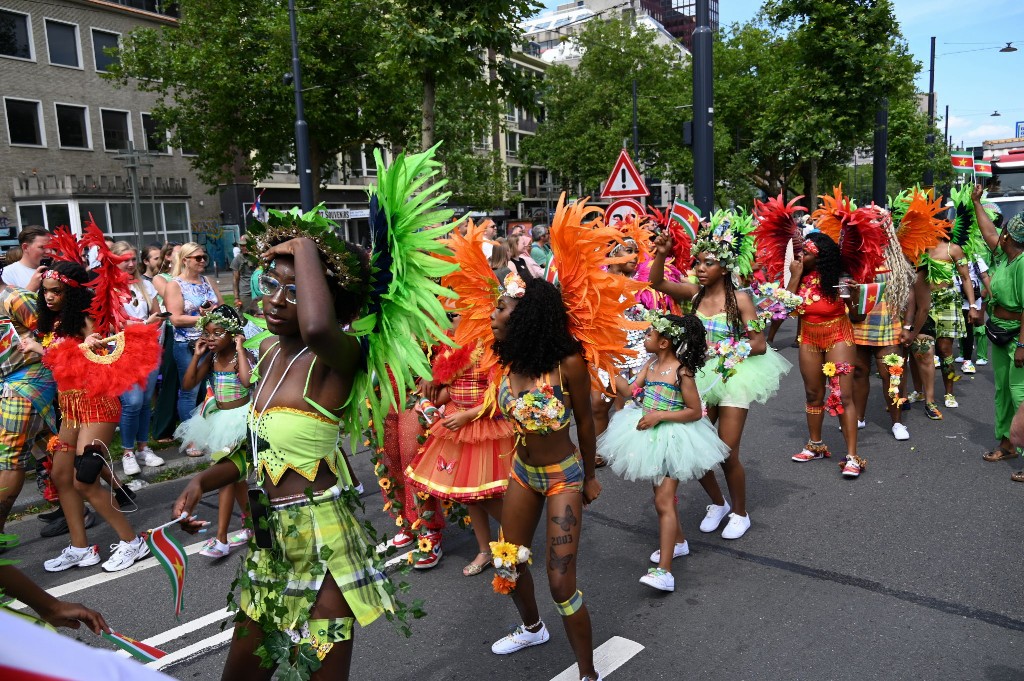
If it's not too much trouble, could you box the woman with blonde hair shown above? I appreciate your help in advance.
[508,234,544,280]
[163,242,222,440]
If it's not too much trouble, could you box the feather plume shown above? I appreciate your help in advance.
[78,216,132,333]
[47,225,85,266]
[646,206,693,269]
[753,194,806,281]
[549,195,645,392]
[613,215,653,263]
[634,258,681,313]
[43,324,161,397]
[949,184,986,260]
[893,188,946,266]
[839,204,889,284]
[811,185,850,242]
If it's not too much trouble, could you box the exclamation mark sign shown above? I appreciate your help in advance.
[621,168,627,189]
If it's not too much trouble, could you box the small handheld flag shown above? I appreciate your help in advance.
[146,514,189,619]
[856,281,887,315]
[101,631,168,663]
[669,200,702,241]
[974,161,993,178]
[251,189,265,219]
[950,152,974,173]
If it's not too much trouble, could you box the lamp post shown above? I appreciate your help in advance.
[923,36,937,189]
[692,0,714,216]
[287,0,314,212]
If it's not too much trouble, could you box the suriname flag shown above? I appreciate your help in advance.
[951,152,974,173]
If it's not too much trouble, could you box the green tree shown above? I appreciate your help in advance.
[110,0,419,198]
[519,18,693,196]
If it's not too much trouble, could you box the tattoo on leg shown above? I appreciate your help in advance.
[551,505,576,532]
[551,534,573,546]
[548,547,572,575]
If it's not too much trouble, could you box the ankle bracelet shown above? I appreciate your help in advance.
[523,619,542,630]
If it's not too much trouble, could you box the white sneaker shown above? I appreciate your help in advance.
[933,356,940,368]
[944,394,959,408]
[953,355,964,363]
[839,419,867,432]
[891,423,910,441]
[639,567,675,592]
[121,451,141,476]
[721,512,751,540]
[137,447,165,467]
[102,535,150,572]
[961,360,976,374]
[699,502,731,533]
[44,544,101,572]
[650,541,689,563]
[906,391,924,404]
[491,622,550,655]
[976,357,988,366]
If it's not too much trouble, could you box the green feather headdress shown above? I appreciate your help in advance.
[949,184,986,261]
[691,209,756,277]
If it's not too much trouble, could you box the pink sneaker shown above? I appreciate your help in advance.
[840,455,866,478]
[792,441,830,462]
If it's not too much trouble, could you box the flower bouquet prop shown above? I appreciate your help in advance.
[490,538,532,595]
[710,337,752,383]
[822,361,853,416]
[882,354,906,407]
[751,281,804,322]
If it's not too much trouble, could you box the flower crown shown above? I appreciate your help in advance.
[500,271,527,298]
[196,309,244,335]
[246,203,369,298]
[690,209,756,276]
[644,310,686,345]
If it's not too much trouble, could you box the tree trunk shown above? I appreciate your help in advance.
[808,157,819,211]
[421,70,436,151]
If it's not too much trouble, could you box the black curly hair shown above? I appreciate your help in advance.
[804,231,842,302]
[37,261,95,338]
[493,277,583,377]
[263,236,372,325]
[660,314,708,382]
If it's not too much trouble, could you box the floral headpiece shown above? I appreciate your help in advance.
[644,310,686,346]
[500,271,526,298]
[196,308,244,335]
[42,269,82,288]
[690,209,756,276]
[246,203,370,298]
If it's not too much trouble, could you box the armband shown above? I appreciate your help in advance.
[955,257,969,268]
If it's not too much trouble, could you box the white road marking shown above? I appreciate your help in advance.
[8,538,208,610]
[383,549,413,569]
[146,629,235,670]
[549,636,644,681]
[113,607,232,657]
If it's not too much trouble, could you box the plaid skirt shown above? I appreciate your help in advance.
[852,302,902,347]
[929,288,964,339]
[241,486,396,631]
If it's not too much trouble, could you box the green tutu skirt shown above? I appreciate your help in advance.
[696,347,792,409]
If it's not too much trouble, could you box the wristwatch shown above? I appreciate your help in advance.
[1016,341,1024,349]
[903,325,913,330]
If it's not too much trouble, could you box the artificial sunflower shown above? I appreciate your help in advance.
[822,362,837,377]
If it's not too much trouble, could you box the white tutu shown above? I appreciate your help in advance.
[173,402,247,454]
[598,404,730,483]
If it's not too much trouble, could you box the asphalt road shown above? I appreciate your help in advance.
[6,327,1023,681]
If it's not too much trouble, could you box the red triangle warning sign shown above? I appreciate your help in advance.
[600,149,649,199]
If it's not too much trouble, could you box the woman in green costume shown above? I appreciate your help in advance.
[972,185,1024,474]
[170,148,456,680]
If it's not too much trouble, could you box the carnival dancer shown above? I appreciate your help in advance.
[20,224,161,572]
[598,312,729,592]
[917,184,982,412]
[784,189,887,478]
[650,208,791,539]
[174,305,252,559]
[406,223,515,577]
[171,146,456,681]
[488,196,640,681]
[0,277,57,536]
[971,185,1024,474]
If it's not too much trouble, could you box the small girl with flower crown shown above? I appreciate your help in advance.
[598,312,730,593]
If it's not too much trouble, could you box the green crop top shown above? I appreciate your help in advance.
[219,342,349,487]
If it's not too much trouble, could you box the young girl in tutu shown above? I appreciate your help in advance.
[174,305,251,558]
[599,312,729,593]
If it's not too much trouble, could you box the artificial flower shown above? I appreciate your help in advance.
[492,574,517,595]
[418,537,433,553]
[378,477,392,492]
[822,362,837,378]
[395,517,404,527]
[416,491,431,501]
[411,518,424,531]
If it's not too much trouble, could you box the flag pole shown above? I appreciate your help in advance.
[148,512,188,535]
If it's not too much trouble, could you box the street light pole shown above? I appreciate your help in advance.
[923,36,936,189]
[692,0,714,216]
[288,0,314,212]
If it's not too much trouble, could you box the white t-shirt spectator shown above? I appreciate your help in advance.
[124,279,160,321]
[1,261,35,288]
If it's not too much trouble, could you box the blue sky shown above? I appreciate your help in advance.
[538,0,1024,147]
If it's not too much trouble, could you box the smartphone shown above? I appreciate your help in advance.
[157,311,172,318]
[40,257,53,268]
[74,446,105,484]
[247,487,274,550]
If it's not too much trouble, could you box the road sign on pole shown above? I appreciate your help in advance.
[1016,121,1024,138]
[605,198,646,225]
[600,150,649,199]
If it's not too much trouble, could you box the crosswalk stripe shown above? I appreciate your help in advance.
[113,607,232,657]
[146,629,234,670]
[549,636,644,681]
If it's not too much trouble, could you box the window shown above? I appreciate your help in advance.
[141,113,169,154]
[4,98,45,146]
[45,19,80,68]
[0,9,32,60]
[506,132,518,158]
[91,29,119,72]
[100,109,131,151]
[55,104,90,149]
[79,203,109,233]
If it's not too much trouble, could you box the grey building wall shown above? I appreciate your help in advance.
[0,0,219,254]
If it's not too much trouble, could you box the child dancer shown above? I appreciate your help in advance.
[599,312,729,592]
[174,305,251,558]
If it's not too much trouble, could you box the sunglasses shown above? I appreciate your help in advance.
[189,255,208,262]
[259,274,297,305]
[200,329,229,339]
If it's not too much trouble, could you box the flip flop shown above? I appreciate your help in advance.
[1011,471,1024,483]
[982,447,1018,462]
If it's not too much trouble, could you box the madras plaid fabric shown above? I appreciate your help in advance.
[0,392,47,471]
[641,382,686,411]
[852,300,902,346]
[0,287,41,377]
[2,364,57,432]
[929,288,965,339]
[242,487,396,630]
[510,452,584,497]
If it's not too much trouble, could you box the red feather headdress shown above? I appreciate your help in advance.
[753,194,806,282]
[838,204,889,284]
[646,206,693,270]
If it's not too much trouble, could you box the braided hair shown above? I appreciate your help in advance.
[804,232,842,302]
[37,261,94,338]
[691,272,744,338]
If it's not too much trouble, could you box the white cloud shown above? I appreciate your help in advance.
[966,123,1015,144]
